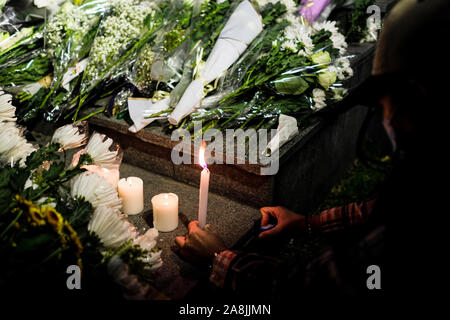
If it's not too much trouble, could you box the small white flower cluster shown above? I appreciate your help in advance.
[312,20,347,55]
[333,57,353,80]
[0,91,36,167]
[51,123,88,150]
[312,88,327,110]
[83,0,154,84]
[45,3,91,50]
[281,15,314,57]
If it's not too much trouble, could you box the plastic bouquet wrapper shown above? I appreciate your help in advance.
[128,95,170,133]
[128,0,197,94]
[32,0,111,121]
[264,114,298,156]
[71,131,123,170]
[175,15,353,136]
[168,0,263,125]
[72,0,164,121]
[126,0,237,132]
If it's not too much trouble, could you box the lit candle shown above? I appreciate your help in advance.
[198,140,210,229]
[118,177,144,215]
[84,165,120,189]
[151,193,179,232]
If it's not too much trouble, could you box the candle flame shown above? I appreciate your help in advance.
[199,140,207,169]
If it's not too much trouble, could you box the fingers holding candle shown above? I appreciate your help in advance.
[174,220,227,265]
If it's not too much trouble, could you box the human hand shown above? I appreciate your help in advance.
[174,221,227,266]
[259,206,305,239]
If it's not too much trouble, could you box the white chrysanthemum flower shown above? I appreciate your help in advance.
[88,206,137,248]
[312,20,348,55]
[281,40,297,53]
[6,139,36,167]
[71,171,122,211]
[0,121,36,167]
[51,123,87,150]
[0,122,22,154]
[283,18,313,57]
[0,91,16,122]
[85,133,119,168]
[312,88,327,110]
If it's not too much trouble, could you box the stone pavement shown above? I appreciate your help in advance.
[119,162,260,300]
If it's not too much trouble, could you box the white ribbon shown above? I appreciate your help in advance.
[168,0,263,125]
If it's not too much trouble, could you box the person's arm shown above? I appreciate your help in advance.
[258,200,376,239]
[312,199,376,233]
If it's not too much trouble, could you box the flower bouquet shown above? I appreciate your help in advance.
[170,14,353,136]
[1,91,163,298]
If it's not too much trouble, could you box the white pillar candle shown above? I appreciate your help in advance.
[118,177,144,215]
[198,167,210,229]
[152,193,178,232]
[198,141,209,229]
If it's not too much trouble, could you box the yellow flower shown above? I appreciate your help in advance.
[28,206,46,226]
[43,206,64,232]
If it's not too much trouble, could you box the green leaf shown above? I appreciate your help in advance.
[42,162,65,181]
[0,169,10,188]
[274,76,309,95]
[68,198,93,230]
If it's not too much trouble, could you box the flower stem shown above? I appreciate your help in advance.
[0,210,23,239]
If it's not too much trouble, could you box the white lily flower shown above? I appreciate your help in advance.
[51,123,87,150]
[71,171,122,211]
[0,91,16,122]
[88,206,137,248]
[85,133,119,168]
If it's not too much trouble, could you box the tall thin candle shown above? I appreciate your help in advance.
[198,140,210,229]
